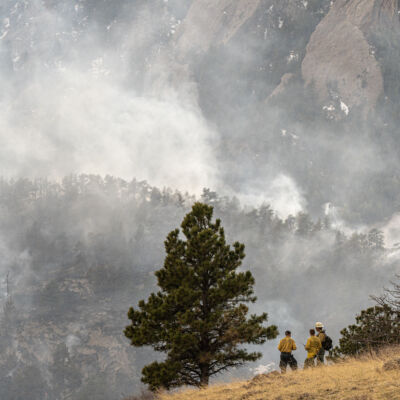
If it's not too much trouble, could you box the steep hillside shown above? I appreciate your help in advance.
[159,347,400,400]
[0,176,397,399]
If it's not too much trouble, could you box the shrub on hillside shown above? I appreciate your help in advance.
[334,277,400,357]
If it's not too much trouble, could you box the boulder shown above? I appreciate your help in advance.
[302,0,399,118]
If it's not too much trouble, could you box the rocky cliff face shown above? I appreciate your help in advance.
[165,0,331,116]
[169,0,399,120]
[174,0,261,58]
[302,0,400,118]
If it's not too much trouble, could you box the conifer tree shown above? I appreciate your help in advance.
[334,276,400,357]
[124,203,278,390]
[333,305,400,356]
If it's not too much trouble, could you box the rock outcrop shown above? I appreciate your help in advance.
[302,0,399,117]
[174,0,262,59]
[268,73,295,99]
[150,0,265,102]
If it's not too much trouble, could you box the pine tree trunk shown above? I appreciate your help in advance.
[200,365,209,387]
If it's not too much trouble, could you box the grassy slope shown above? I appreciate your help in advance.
[159,348,400,400]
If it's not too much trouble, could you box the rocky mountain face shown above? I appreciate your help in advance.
[1,0,398,124]
[174,0,262,57]
[2,0,398,125]
[164,0,400,221]
[171,0,400,120]
[302,0,400,119]
[170,0,331,100]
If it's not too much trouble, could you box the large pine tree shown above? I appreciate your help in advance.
[124,203,278,390]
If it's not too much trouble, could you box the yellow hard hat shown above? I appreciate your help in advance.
[315,322,324,328]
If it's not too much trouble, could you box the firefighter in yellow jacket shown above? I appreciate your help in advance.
[304,329,322,368]
[277,330,298,373]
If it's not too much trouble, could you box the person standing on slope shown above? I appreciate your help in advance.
[278,330,298,373]
[315,322,327,364]
[304,329,321,368]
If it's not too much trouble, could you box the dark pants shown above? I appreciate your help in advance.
[317,348,325,365]
[280,352,297,373]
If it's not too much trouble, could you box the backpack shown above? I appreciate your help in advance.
[323,335,333,351]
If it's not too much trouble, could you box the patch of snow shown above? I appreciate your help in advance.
[323,104,335,112]
[168,18,180,35]
[302,0,308,8]
[340,101,349,116]
[286,51,299,64]
[281,129,287,136]
[278,17,284,29]
[106,20,116,31]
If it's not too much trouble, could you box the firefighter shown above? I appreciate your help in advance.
[277,330,298,373]
[304,329,321,368]
[315,322,326,364]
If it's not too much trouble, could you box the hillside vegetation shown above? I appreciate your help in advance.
[159,348,400,400]
[0,176,397,398]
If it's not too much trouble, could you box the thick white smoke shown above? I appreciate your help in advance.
[237,174,306,218]
[0,65,218,193]
[0,1,219,195]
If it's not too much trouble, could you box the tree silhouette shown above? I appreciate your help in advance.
[124,203,278,390]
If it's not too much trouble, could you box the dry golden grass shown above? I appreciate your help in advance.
[159,348,400,400]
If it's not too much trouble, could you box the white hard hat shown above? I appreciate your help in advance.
[315,322,324,328]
